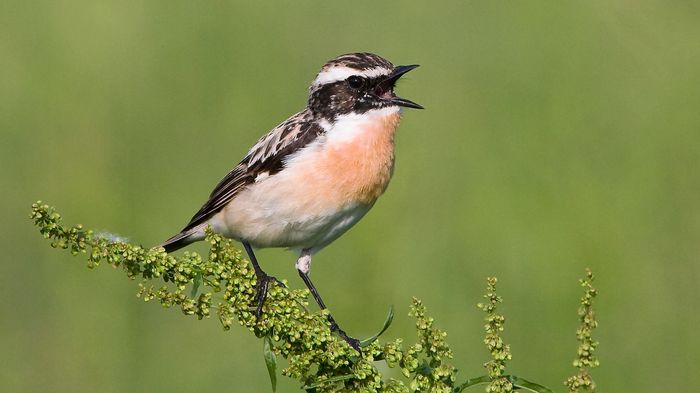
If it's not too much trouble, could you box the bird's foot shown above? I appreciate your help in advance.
[253,273,286,319]
[328,318,361,352]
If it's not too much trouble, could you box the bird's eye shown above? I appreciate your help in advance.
[347,76,365,89]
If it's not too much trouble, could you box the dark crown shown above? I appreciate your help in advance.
[319,52,394,73]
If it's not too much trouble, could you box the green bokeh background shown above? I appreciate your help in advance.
[2,1,699,392]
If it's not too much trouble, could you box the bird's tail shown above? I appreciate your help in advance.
[159,226,204,253]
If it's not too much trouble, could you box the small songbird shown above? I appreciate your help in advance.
[160,52,422,350]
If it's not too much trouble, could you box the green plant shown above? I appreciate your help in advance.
[564,270,599,393]
[31,201,599,392]
[477,277,514,393]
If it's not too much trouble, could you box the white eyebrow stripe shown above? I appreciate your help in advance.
[312,66,392,88]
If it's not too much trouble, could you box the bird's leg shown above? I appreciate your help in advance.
[296,250,361,352]
[242,242,284,319]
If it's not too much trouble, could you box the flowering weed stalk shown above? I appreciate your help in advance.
[31,202,600,392]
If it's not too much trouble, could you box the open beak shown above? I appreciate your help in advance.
[382,64,423,109]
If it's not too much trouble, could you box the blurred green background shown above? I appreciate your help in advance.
[2,1,699,392]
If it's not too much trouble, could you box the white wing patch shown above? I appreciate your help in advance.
[255,171,270,182]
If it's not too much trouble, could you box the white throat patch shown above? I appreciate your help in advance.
[325,106,400,143]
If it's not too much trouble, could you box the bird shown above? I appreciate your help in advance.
[160,52,422,351]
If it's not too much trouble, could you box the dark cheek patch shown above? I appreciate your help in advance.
[310,83,356,118]
[309,77,393,119]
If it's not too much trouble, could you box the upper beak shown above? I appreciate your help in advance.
[383,64,423,109]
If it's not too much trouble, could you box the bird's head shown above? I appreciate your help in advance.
[307,52,422,120]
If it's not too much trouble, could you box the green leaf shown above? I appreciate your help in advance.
[263,335,277,392]
[453,375,553,393]
[453,375,490,391]
[359,305,394,347]
[509,375,554,393]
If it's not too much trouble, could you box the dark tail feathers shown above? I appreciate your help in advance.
[159,230,194,253]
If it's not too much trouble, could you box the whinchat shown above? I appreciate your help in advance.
[160,52,422,350]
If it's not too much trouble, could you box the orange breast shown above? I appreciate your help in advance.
[292,111,401,207]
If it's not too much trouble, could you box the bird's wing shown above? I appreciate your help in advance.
[179,110,324,232]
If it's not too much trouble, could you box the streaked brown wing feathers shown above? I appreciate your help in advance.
[179,110,322,232]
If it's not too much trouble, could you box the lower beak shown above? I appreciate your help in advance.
[384,64,423,109]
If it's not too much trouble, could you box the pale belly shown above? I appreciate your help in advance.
[211,188,374,250]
